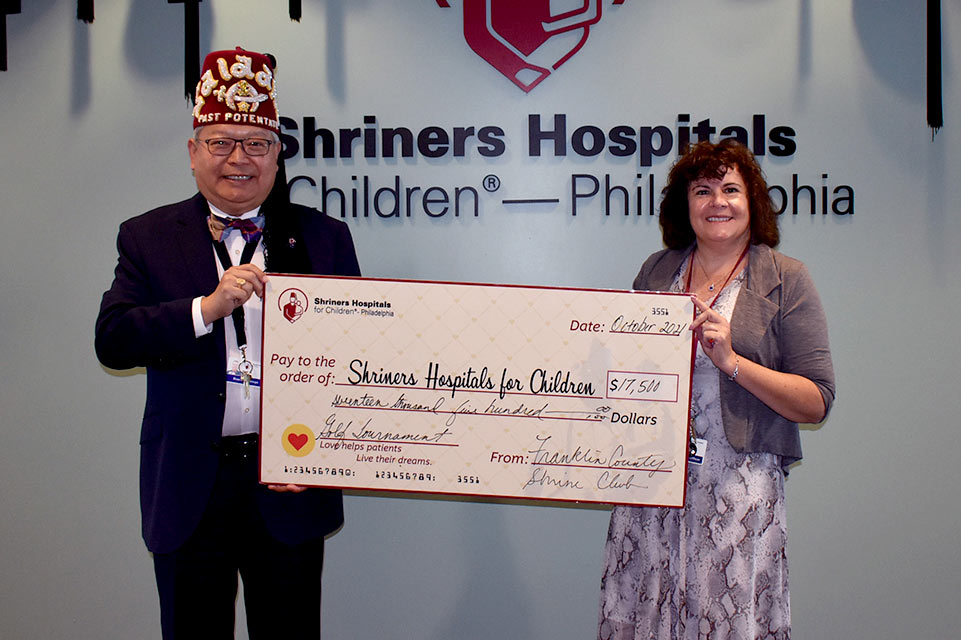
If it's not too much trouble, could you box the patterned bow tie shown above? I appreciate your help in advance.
[207,214,265,244]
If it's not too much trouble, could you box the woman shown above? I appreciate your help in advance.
[598,139,835,640]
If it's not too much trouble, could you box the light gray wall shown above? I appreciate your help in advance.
[1,1,958,639]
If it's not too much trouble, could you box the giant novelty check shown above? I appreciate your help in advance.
[260,275,694,507]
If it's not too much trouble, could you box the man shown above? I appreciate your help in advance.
[95,47,360,639]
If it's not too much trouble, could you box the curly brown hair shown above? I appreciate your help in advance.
[658,138,779,249]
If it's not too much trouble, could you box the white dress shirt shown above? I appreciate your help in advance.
[190,203,264,436]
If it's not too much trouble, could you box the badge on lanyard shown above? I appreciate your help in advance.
[689,438,707,466]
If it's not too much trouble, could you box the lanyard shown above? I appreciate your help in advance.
[212,239,258,350]
[684,242,749,458]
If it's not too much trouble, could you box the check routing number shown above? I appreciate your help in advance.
[260,275,694,508]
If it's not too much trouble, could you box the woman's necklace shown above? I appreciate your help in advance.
[693,251,718,291]
[685,243,750,307]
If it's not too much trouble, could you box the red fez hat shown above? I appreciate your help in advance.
[192,47,279,134]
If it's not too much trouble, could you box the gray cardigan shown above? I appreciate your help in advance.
[633,244,835,468]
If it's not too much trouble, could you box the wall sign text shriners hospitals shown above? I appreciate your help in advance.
[280,113,855,220]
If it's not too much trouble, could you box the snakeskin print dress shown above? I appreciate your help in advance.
[598,270,790,640]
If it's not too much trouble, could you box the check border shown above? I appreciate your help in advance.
[260,275,695,508]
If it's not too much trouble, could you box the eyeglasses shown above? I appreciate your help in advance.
[198,137,276,157]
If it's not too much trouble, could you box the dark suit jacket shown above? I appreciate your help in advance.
[96,193,361,554]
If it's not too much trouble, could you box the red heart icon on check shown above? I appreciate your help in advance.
[288,433,309,451]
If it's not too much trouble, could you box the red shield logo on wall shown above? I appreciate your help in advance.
[437,0,625,93]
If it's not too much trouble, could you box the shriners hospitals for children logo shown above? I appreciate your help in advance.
[279,288,308,324]
[437,0,626,92]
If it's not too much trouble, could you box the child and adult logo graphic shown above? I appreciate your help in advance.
[279,288,308,324]
[437,0,626,92]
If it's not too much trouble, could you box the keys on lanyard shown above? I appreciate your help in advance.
[238,345,254,399]
[213,236,259,400]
